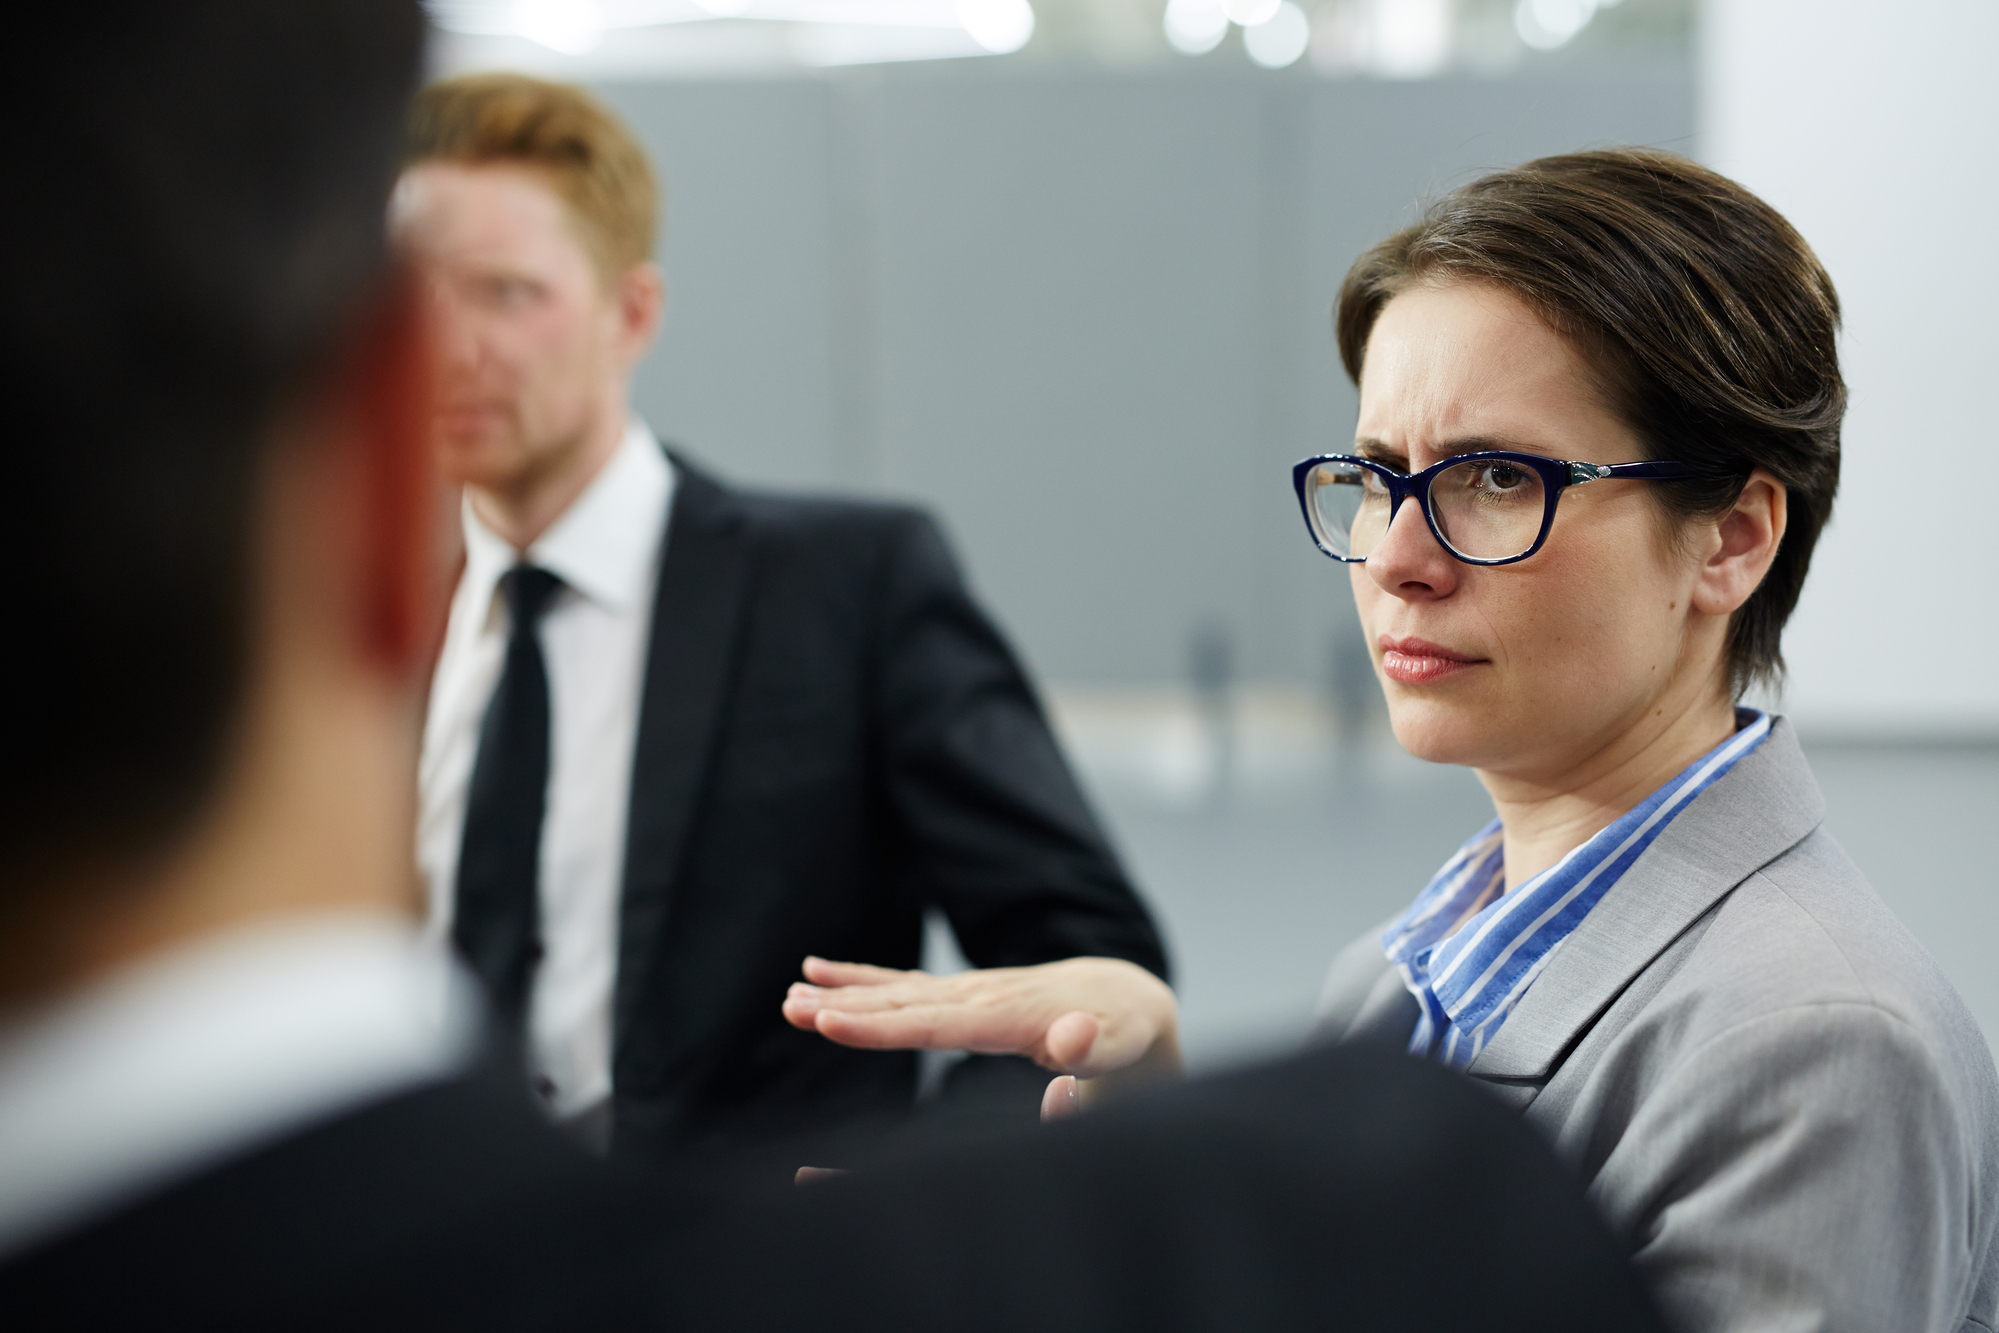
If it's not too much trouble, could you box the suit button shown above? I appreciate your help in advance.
[534,1075,558,1103]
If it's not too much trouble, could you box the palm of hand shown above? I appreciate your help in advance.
[780,955,1176,1081]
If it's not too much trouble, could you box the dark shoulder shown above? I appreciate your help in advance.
[678,452,936,547]
[709,1044,1667,1333]
[674,452,956,589]
[0,1067,693,1331]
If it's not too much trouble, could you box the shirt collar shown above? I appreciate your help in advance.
[0,912,479,1258]
[1384,708,1773,1068]
[460,418,675,617]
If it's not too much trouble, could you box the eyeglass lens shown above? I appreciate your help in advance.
[1305,459,1548,561]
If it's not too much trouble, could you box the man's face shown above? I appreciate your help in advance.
[394,161,640,495]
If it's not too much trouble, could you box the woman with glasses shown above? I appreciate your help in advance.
[782,149,1999,1331]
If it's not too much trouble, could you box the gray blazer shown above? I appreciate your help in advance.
[1315,718,1999,1333]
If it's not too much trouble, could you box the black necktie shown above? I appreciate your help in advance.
[453,564,565,1030]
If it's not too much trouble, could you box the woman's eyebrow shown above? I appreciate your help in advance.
[1370,435,1563,463]
[1353,437,1403,463]
[1436,435,1557,457]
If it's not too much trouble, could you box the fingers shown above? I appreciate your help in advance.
[811,1007,943,1051]
[782,956,1180,1076]
[1040,1075,1081,1123]
[781,989,823,1031]
[1042,1010,1100,1072]
[784,957,934,1032]
[801,956,916,987]
[810,1004,1035,1054]
[784,979,933,1017]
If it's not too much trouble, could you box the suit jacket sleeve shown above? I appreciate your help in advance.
[1592,1002,1981,1333]
[865,509,1169,980]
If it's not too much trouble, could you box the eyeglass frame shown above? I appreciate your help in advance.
[1291,450,1704,568]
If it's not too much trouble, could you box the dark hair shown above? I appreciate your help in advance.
[1335,148,1843,699]
[0,3,425,900]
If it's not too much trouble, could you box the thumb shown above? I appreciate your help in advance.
[1043,1010,1100,1072]
[1041,1075,1081,1123]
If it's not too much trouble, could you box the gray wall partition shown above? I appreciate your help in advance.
[599,67,1694,693]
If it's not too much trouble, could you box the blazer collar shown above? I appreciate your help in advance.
[612,449,754,1058]
[1466,715,1826,1082]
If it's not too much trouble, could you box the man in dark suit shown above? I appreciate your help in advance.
[0,8,1665,1329]
[397,74,1167,1160]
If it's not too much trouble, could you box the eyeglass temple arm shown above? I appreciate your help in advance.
[1565,460,1701,485]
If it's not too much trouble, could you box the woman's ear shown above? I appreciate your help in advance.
[1691,468,1787,618]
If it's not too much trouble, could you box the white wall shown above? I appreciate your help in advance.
[1701,0,1999,738]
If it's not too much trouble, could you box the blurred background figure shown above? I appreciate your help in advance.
[397,74,1167,1162]
[423,0,1998,1071]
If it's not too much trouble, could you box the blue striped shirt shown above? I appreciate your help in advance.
[1383,709,1772,1069]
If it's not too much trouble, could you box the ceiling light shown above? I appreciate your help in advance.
[1164,0,1228,54]
[955,0,1035,52]
[1225,0,1281,26]
[510,0,608,52]
[1244,0,1309,66]
[1514,0,1596,51]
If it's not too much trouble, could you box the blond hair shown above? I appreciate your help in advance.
[407,73,659,276]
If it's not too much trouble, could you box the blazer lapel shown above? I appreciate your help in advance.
[1466,716,1827,1084]
[613,452,754,1060]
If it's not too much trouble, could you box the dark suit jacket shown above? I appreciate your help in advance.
[706,1043,1669,1333]
[608,450,1167,1159]
[0,1063,683,1333]
[0,1045,1664,1333]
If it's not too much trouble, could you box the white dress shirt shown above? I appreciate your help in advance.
[418,419,675,1121]
[0,911,477,1260]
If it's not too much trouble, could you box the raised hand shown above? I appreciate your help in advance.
[781,956,1181,1091]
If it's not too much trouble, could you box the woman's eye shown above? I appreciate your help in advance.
[1482,464,1526,491]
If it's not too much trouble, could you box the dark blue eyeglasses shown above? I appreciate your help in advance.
[1292,451,1700,567]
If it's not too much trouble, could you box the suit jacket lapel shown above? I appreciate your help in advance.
[613,452,753,1060]
[1466,716,1827,1083]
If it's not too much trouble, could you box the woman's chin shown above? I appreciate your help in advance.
[1386,701,1505,770]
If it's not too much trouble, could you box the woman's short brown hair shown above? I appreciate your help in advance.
[406,73,658,278]
[1335,148,1842,699]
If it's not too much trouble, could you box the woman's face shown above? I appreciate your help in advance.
[1350,280,1725,782]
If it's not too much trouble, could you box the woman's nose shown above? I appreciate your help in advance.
[1364,495,1461,601]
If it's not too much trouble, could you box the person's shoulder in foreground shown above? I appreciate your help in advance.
[0,1034,692,1333]
[677,1042,1668,1333]
[0,1027,1667,1333]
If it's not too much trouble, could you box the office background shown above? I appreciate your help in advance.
[433,0,1999,1067]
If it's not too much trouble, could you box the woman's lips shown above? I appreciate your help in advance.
[1379,635,1486,685]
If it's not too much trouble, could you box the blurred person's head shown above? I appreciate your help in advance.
[0,1,431,1003]
[1326,149,1841,790]
[395,75,664,549]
